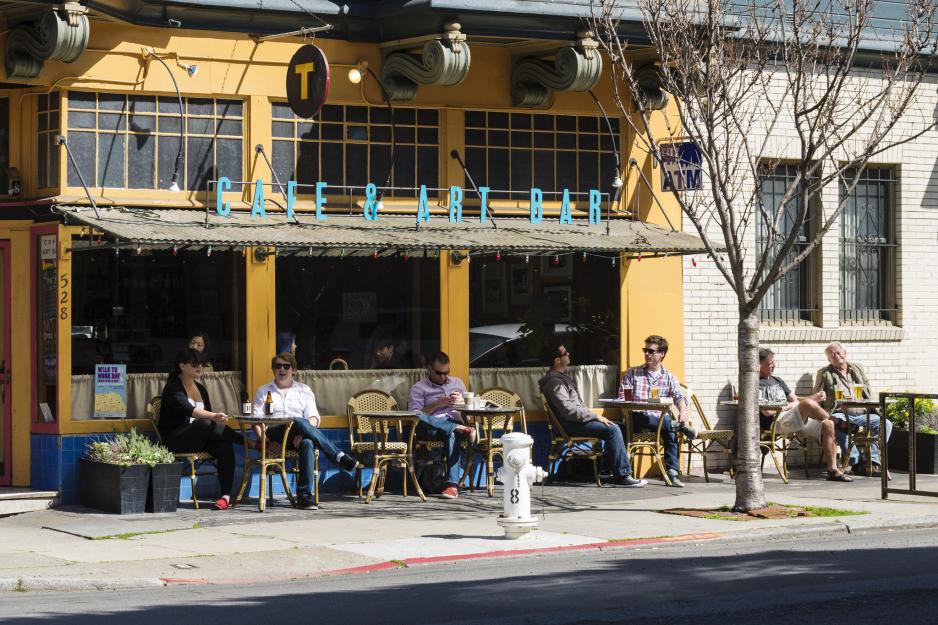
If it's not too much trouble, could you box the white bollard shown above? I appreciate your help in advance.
[496,432,547,539]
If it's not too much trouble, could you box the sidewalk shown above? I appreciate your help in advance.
[2,471,937,592]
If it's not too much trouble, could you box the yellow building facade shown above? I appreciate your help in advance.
[0,2,699,495]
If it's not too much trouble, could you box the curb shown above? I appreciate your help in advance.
[697,514,938,546]
[0,577,165,593]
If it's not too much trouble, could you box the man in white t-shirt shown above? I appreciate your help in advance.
[253,352,359,509]
[759,348,851,482]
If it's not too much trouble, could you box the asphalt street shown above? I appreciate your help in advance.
[3,528,938,624]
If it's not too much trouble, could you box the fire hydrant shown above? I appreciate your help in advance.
[496,432,547,539]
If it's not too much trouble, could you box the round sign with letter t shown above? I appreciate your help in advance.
[286,44,331,118]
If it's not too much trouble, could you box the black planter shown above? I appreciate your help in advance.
[147,462,184,513]
[79,459,150,514]
[887,430,938,474]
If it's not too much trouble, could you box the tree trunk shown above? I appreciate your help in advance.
[733,310,767,511]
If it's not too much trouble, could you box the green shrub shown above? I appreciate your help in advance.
[885,397,938,434]
[85,428,175,466]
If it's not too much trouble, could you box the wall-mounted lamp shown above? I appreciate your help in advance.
[179,62,199,77]
[144,49,197,191]
[348,60,368,84]
[450,251,467,266]
[253,247,270,263]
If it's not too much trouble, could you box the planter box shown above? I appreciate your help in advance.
[887,430,938,474]
[79,459,150,514]
[147,462,184,513]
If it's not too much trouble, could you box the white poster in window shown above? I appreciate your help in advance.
[343,292,376,322]
[94,364,127,419]
[40,235,57,260]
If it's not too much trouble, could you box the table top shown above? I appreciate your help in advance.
[837,398,882,408]
[234,416,294,425]
[600,398,675,407]
[720,400,788,409]
[457,406,518,415]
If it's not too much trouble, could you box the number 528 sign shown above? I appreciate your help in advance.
[286,44,331,119]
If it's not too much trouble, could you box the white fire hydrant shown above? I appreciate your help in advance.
[496,432,547,539]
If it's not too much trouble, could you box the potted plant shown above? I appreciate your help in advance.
[80,429,181,514]
[886,397,938,474]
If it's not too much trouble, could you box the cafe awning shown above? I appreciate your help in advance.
[57,206,712,256]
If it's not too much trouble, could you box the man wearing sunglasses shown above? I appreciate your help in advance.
[620,335,693,487]
[408,351,476,499]
[540,345,646,487]
[253,352,360,509]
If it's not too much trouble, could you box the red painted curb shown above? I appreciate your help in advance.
[159,532,720,586]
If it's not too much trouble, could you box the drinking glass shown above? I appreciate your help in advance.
[650,386,661,400]
[834,387,845,401]
[853,384,864,399]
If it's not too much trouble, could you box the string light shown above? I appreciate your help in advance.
[136,244,142,255]
[373,249,379,260]
[524,254,529,264]
[308,246,314,257]
[691,257,697,267]
[582,252,587,263]
[636,253,642,262]
[274,247,279,257]
[114,247,120,257]
[611,256,616,267]
[172,245,178,256]
[206,245,212,257]
[551,254,560,266]
[495,251,501,262]
[403,251,409,261]
[242,246,247,258]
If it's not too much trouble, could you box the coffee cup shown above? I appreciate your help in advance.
[463,392,474,406]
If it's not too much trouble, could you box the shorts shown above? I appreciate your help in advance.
[802,415,823,441]
[776,405,804,435]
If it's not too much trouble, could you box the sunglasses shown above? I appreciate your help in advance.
[273,363,293,370]
[431,368,450,377]
[642,348,659,355]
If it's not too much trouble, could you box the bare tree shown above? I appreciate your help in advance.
[589,0,938,510]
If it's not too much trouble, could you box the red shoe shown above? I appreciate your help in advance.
[213,497,230,510]
[441,485,459,499]
[456,426,477,444]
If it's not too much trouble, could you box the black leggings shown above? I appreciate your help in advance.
[165,419,242,497]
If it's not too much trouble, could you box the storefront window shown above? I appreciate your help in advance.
[37,92,60,189]
[469,253,619,368]
[276,255,440,370]
[70,247,245,419]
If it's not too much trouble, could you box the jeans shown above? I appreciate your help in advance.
[633,412,680,474]
[564,419,634,477]
[268,418,342,498]
[833,412,893,466]
[416,412,467,487]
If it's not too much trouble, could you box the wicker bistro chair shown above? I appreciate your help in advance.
[759,411,808,484]
[347,390,411,498]
[459,387,527,496]
[540,394,603,487]
[147,397,215,510]
[680,385,734,482]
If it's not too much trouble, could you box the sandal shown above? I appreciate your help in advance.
[826,470,853,482]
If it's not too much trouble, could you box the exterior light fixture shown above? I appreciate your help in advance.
[145,49,196,191]
[348,59,368,84]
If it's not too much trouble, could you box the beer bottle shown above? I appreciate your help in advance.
[264,391,273,416]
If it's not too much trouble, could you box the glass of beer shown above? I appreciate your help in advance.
[649,386,661,400]
[623,384,634,401]
[853,384,864,399]
[834,387,845,401]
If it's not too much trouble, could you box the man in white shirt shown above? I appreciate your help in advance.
[253,352,359,509]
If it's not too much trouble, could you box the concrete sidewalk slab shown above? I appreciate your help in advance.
[41,513,193,540]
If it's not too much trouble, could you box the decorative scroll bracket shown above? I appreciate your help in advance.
[379,21,471,102]
[635,63,669,111]
[5,2,90,79]
[511,30,603,108]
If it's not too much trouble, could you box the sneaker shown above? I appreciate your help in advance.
[666,470,685,488]
[599,470,615,480]
[612,474,647,488]
[295,495,318,510]
[338,453,360,472]
[679,422,697,439]
[456,425,477,444]
[441,485,459,499]
[213,497,230,510]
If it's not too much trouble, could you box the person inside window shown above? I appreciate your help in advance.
[158,348,247,510]
[188,332,214,371]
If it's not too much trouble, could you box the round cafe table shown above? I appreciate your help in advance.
[599,398,675,485]
[456,405,520,496]
[232,416,296,512]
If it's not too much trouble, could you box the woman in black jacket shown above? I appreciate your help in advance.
[159,348,244,510]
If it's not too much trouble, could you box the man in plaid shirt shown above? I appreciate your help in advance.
[620,335,694,487]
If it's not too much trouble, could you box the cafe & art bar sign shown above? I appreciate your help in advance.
[215,179,605,226]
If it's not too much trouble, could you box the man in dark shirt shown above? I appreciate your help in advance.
[759,348,851,481]
[539,345,646,487]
